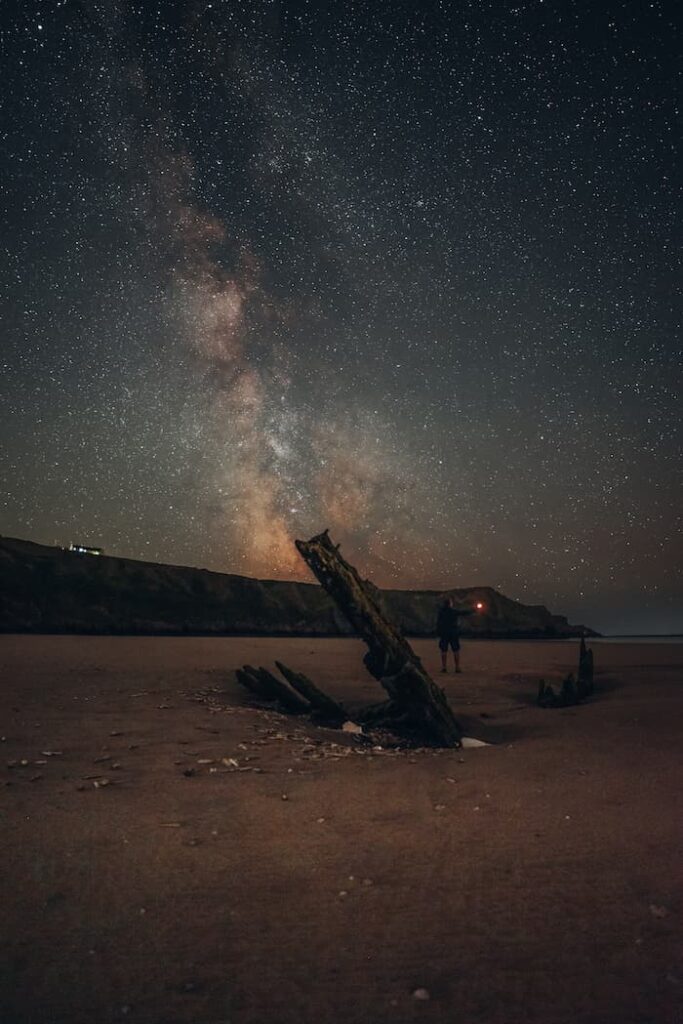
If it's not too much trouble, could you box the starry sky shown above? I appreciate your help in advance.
[1,0,680,634]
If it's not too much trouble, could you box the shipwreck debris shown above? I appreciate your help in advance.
[236,662,348,723]
[275,661,347,723]
[230,530,462,747]
[235,665,310,715]
[295,530,462,747]
[537,637,595,708]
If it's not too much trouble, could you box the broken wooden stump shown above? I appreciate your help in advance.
[538,673,578,708]
[537,638,595,707]
[295,530,462,747]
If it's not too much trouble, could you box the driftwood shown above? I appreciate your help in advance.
[538,637,595,708]
[295,530,462,747]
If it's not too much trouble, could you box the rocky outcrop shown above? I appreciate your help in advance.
[0,535,598,637]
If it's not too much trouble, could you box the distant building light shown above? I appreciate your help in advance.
[69,543,104,556]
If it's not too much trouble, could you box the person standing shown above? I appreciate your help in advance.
[436,596,478,673]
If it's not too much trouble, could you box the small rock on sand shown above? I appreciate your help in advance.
[412,987,430,1001]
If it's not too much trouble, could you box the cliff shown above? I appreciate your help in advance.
[0,535,597,638]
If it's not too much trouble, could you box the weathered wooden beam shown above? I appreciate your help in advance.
[256,666,312,714]
[275,661,347,722]
[295,530,462,747]
[237,664,310,714]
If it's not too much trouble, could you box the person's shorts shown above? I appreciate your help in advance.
[438,636,460,652]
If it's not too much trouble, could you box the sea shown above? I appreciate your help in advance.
[579,636,683,644]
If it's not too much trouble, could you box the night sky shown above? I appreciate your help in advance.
[1,1,680,634]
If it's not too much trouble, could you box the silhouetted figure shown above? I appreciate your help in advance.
[436,596,477,674]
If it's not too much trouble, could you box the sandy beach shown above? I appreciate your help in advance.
[1,636,681,1024]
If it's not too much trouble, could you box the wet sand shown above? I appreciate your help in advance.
[1,636,681,1024]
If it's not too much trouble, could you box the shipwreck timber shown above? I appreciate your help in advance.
[236,530,462,746]
[295,530,462,746]
[537,636,595,708]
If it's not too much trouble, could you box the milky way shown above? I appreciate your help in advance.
[1,1,680,633]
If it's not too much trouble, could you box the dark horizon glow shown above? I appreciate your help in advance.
[1,1,680,635]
